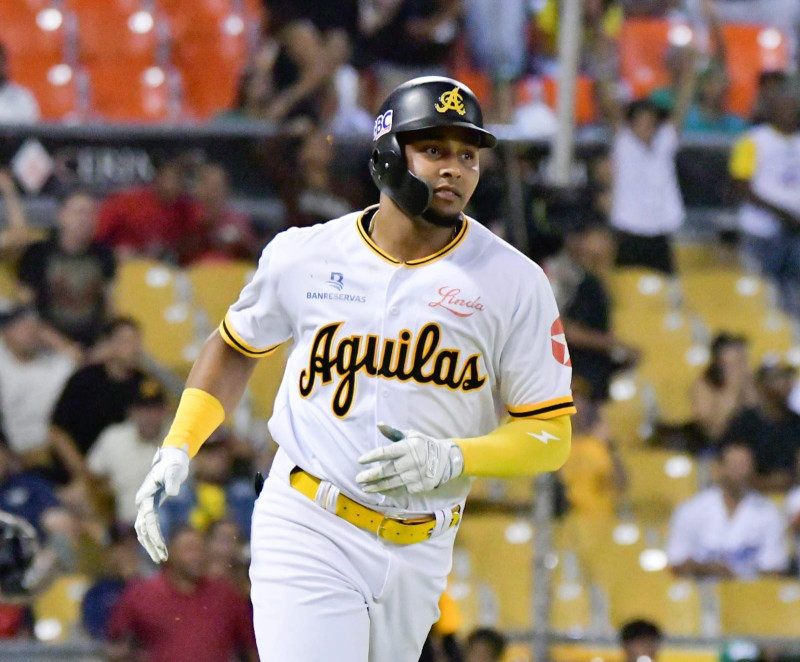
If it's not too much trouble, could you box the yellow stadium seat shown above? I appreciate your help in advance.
[550,551,591,634]
[187,260,255,328]
[0,262,18,301]
[608,268,674,314]
[32,574,90,642]
[113,259,197,374]
[603,377,652,448]
[249,343,289,421]
[608,571,702,635]
[674,242,736,274]
[622,450,697,523]
[550,645,715,662]
[455,513,534,629]
[718,579,800,637]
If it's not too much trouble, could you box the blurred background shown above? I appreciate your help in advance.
[2,0,800,661]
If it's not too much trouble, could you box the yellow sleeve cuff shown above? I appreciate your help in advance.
[729,137,757,180]
[162,388,226,458]
[455,414,572,478]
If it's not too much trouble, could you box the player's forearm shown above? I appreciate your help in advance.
[455,415,572,478]
[162,331,258,457]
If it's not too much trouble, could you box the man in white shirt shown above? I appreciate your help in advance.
[730,78,800,319]
[667,441,788,579]
[87,379,169,525]
[596,43,698,274]
[0,43,40,124]
[0,306,75,465]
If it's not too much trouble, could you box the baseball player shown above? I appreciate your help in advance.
[134,76,576,662]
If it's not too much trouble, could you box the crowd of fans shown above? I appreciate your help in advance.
[1,0,800,660]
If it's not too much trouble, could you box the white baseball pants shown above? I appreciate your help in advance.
[249,451,458,662]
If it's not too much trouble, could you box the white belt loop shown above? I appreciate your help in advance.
[314,480,340,514]
[429,508,454,539]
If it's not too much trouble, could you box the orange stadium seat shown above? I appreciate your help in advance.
[88,63,176,122]
[75,4,160,67]
[722,24,790,117]
[540,76,596,126]
[8,58,82,120]
[619,18,675,99]
[451,68,492,109]
[0,3,67,61]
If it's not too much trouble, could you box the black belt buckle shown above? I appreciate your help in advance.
[254,471,265,496]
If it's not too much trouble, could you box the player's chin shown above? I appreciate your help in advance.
[428,194,465,216]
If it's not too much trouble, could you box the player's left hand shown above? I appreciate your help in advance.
[356,424,464,495]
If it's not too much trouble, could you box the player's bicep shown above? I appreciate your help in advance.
[499,268,575,420]
[221,239,293,358]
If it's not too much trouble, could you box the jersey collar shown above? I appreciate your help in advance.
[355,205,469,267]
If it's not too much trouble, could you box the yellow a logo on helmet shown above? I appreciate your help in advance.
[435,86,466,115]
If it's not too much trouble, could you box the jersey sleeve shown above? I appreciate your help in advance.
[219,238,293,358]
[757,506,789,573]
[666,501,696,566]
[729,135,757,180]
[499,266,576,420]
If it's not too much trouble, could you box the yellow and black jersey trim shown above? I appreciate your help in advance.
[355,206,469,267]
[219,313,282,358]
[507,396,577,420]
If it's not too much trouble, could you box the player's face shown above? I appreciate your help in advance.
[623,637,660,662]
[404,128,481,219]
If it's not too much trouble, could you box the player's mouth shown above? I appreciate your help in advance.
[433,185,461,201]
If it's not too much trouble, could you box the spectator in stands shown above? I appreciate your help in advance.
[87,378,169,527]
[546,222,638,401]
[17,189,115,348]
[0,443,58,536]
[107,526,258,662]
[667,441,788,578]
[81,526,140,640]
[464,627,507,662]
[323,30,374,136]
[0,306,75,469]
[188,164,258,263]
[722,362,800,493]
[357,0,460,100]
[158,432,255,542]
[419,590,463,662]
[206,519,250,597]
[49,317,146,483]
[462,0,528,122]
[620,619,663,662]
[596,39,698,274]
[533,0,623,76]
[560,380,627,516]
[283,130,353,228]
[729,77,800,319]
[96,157,201,266]
[0,170,38,259]
[0,42,40,124]
[691,333,758,446]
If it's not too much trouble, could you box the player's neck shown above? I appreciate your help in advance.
[371,197,460,263]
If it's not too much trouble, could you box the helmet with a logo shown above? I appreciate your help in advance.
[369,76,497,218]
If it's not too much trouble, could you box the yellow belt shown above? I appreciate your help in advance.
[289,469,461,545]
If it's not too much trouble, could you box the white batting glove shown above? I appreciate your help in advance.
[356,423,464,495]
[134,445,190,563]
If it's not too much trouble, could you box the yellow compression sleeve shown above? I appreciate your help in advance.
[455,414,572,478]
[161,388,226,458]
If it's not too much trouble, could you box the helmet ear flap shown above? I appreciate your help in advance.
[369,133,433,217]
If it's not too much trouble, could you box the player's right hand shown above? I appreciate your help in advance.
[134,445,190,563]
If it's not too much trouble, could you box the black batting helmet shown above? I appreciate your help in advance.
[369,76,497,218]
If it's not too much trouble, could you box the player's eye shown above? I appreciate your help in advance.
[425,146,440,157]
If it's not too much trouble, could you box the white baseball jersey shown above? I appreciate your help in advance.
[221,205,575,515]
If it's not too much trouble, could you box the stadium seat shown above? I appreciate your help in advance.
[0,3,67,62]
[451,68,492,109]
[187,260,255,328]
[249,343,289,421]
[609,268,674,315]
[172,24,248,118]
[608,571,702,635]
[717,579,800,637]
[603,377,651,448]
[32,574,90,642]
[8,58,82,120]
[549,645,716,662]
[88,63,176,122]
[722,24,790,117]
[550,551,592,633]
[622,449,697,523]
[619,18,677,99]
[540,75,597,126]
[75,4,160,67]
[112,259,197,373]
[674,242,735,274]
[455,513,534,629]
